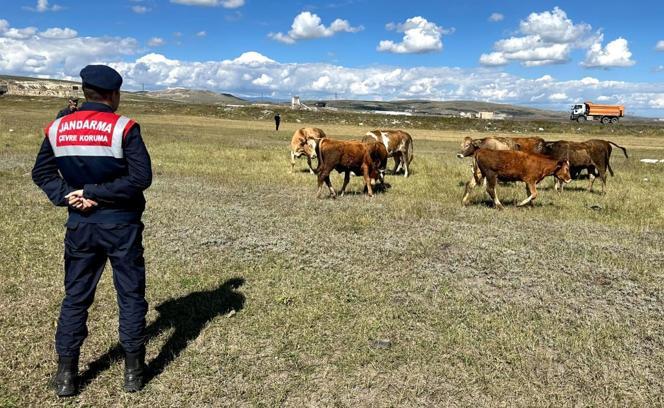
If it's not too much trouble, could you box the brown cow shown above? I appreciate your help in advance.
[462,150,571,209]
[290,127,326,173]
[313,138,387,198]
[541,139,628,192]
[457,136,545,158]
[363,130,414,177]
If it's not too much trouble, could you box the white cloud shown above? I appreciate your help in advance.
[171,0,245,8]
[252,74,273,86]
[549,92,568,101]
[536,75,554,81]
[148,37,166,47]
[24,0,63,12]
[0,21,139,78]
[232,51,275,66]
[40,27,77,39]
[488,13,504,22]
[132,5,150,14]
[582,37,635,68]
[196,31,207,37]
[377,16,452,54]
[655,40,664,51]
[269,11,363,44]
[519,7,590,43]
[4,27,38,39]
[480,7,596,67]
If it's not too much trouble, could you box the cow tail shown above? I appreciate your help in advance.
[608,141,629,159]
[407,138,414,166]
[313,139,323,174]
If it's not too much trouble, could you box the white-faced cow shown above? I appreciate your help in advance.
[290,127,326,173]
[362,130,414,177]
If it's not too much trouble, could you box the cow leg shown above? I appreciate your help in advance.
[362,169,374,197]
[290,151,296,173]
[462,165,483,206]
[392,154,402,174]
[339,171,351,196]
[462,177,477,206]
[518,183,537,207]
[316,174,324,198]
[306,155,314,174]
[402,153,409,177]
[325,174,336,198]
[598,168,607,194]
[486,176,503,210]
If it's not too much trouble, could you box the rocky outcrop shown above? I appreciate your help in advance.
[0,77,83,98]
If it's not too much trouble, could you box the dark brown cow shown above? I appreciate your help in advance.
[363,130,414,177]
[313,138,387,198]
[462,150,571,209]
[541,139,628,192]
[290,127,326,173]
[457,136,545,158]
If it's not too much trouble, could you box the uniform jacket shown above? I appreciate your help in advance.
[32,102,152,224]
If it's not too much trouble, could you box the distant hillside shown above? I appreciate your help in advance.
[0,75,247,105]
[136,88,248,105]
[310,99,569,121]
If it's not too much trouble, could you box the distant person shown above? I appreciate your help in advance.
[274,112,281,131]
[32,65,152,397]
[56,97,79,119]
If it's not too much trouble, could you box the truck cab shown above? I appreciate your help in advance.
[570,104,586,120]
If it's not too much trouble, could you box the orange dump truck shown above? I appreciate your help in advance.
[570,101,624,124]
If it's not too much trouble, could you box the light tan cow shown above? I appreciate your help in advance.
[362,130,414,177]
[290,127,326,173]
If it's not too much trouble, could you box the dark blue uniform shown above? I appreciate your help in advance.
[32,101,152,359]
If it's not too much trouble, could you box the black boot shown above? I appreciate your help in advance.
[124,348,145,392]
[52,356,78,397]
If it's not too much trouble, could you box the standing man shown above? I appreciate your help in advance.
[274,112,281,131]
[56,97,79,118]
[32,65,152,396]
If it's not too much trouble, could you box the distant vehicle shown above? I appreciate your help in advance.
[570,101,624,124]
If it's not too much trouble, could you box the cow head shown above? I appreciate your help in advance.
[368,142,388,183]
[457,137,480,158]
[554,160,572,184]
[303,138,318,159]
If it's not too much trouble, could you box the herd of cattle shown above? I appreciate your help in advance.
[289,127,628,208]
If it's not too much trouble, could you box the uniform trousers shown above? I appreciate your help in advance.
[56,222,147,358]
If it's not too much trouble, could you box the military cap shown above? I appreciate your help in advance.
[80,65,123,91]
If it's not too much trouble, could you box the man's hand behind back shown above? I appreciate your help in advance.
[65,190,98,212]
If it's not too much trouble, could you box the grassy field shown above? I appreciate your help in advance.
[0,96,663,407]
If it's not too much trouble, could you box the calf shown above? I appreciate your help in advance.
[462,150,571,209]
[457,136,545,158]
[313,138,387,198]
[362,130,414,177]
[290,127,326,173]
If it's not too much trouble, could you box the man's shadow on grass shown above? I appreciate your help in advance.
[78,277,246,389]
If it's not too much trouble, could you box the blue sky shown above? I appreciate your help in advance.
[2,0,664,115]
